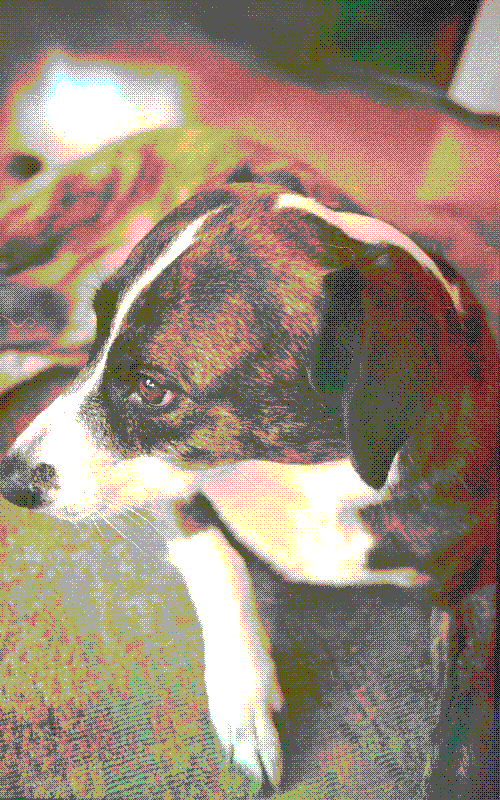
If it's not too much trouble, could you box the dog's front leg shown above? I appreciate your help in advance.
[167,496,284,788]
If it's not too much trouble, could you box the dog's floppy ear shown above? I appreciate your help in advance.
[311,247,443,490]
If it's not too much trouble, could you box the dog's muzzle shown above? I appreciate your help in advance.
[0,452,57,510]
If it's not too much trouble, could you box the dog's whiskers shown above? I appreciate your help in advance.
[91,517,107,542]
[121,504,159,534]
[94,509,145,553]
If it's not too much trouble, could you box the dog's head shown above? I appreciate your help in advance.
[0,185,464,518]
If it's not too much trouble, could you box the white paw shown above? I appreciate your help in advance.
[204,640,284,787]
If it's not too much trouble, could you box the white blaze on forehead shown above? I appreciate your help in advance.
[14,207,224,450]
[74,206,228,400]
[74,206,226,397]
[274,193,464,314]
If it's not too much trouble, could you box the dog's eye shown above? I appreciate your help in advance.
[131,375,180,407]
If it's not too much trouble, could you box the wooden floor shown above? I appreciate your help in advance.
[1,0,499,206]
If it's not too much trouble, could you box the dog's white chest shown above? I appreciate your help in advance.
[202,458,400,585]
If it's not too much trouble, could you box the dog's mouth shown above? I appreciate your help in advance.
[42,458,239,524]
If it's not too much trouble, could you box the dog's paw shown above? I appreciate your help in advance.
[204,641,284,788]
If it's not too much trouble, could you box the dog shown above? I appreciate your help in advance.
[0,161,497,795]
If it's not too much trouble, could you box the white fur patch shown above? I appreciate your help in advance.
[168,527,283,786]
[202,457,429,588]
[274,193,464,314]
[13,394,201,519]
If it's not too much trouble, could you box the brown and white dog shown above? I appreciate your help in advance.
[0,155,497,795]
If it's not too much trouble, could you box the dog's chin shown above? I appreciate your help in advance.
[38,499,98,523]
[40,497,135,523]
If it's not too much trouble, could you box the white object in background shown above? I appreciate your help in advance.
[447,0,500,114]
[10,48,186,165]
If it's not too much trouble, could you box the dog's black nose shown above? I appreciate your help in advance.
[0,453,56,509]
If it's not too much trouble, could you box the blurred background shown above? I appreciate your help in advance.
[1,0,499,203]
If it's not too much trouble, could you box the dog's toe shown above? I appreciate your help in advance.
[205,644,284,788]
[230,711,283,787]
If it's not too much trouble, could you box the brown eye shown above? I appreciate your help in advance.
[135,375,177,407]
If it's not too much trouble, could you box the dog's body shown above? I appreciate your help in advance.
[0,137,497,796]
